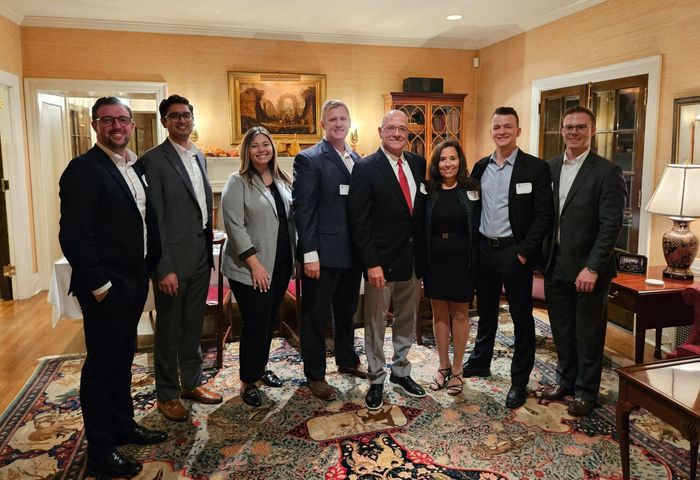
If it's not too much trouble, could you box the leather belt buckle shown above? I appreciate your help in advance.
[490,237,500,247]
[441,233,449,240]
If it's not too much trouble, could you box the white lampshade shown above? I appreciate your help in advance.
[645,164,700,218]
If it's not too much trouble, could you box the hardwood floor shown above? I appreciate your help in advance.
[0,296,652,416]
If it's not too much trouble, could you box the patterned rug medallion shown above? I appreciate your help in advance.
[0,314,694,479]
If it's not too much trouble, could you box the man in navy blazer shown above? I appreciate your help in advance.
[59,97,165,478]
[349,110,428,410]
[462,106,553,409]
[141,95,222,422]
[542,105,626,417]
[293,99,366,401]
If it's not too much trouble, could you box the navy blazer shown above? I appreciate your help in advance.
[59,145,160,295]
[472,149,553,270]
[545,151,626,281]
[292,139,360,269]
[348,148,427,281]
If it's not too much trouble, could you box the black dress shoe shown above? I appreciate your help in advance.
[462,364,492,378]
[505,384,528,409]
[541,384,574,401]
[115,425,167,446]
[365,384,384,410]
[389,375,427,398]
[86,450,142,478]
[242,384,262,407]
[261,370,283,388]
[568,397,595,417]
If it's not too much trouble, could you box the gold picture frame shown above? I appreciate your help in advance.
[228,71,326,144]
[671,95,700,164]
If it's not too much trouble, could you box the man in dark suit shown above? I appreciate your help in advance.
[542,105,626,417]
[59,97,166,478]
[349,110,428,410]
[462,106,553,409]
[293,99,367,401]
[141,95,222,423]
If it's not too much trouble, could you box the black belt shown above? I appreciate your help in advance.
[433,232,467,239]
[480,234,515,248]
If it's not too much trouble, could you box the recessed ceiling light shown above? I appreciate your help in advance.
[446,14,462,21]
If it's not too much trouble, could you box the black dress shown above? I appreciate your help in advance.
[424,187,474,302]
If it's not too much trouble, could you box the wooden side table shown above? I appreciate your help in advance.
[616,357,700,480]
[609,266,697,363]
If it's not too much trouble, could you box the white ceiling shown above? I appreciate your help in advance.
[0,0,605,50]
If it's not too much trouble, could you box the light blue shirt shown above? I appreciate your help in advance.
[479,147,518,238]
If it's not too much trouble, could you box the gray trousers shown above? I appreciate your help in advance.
[153,254,210,401]
[363,274,421,384]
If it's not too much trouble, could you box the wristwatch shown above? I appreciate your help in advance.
[586,267,597,274]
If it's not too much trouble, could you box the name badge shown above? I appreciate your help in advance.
[516,182,532,194]
[467,190,480,201]
[339,184,349,195]
[420,183,427,194]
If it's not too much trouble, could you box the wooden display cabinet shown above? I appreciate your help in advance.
[384,92,468,161]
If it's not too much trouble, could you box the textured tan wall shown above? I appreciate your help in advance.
[474,0,700,264]
[0,16,21,75]
[20,28,477,159]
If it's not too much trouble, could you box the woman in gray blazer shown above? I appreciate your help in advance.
[221,126,295,408]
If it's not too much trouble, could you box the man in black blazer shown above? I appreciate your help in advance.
[293,99,366,401]
[58,97,166,478]
[349,110,428,410]
[141,95,222,423]
[542,105,626,417]
[462,106,553,409]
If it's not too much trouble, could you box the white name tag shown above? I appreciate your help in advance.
[420,183,427,194]
[516,182,532,194]
[339,184,349,195]
[467,190,480,201]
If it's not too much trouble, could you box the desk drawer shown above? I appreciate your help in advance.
[608,284,638,312]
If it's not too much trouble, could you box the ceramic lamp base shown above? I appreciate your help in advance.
[661,218,698,280]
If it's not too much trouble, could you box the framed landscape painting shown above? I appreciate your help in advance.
[228,71,326,144]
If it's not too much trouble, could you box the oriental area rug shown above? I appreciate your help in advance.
[0,314,695,479]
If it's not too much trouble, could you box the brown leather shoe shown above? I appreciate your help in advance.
[157,399,188,422]
[181,386,223,405]
[541,384,574,401]
[308,379,336,400]
[567,398,595,417]
[338,364,368,379]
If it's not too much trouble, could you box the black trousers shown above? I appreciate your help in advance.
[229,258,292,385]
[466,240,535,386]
[544,254,610,402]
[75,271,148,457]
[300,265,362,381]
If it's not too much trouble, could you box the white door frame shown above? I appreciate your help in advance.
[0,69,33,299]
[24,78,167,292]
[529,55,661,258]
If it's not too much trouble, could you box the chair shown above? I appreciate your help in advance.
[201,233,234,370]
[666,284,700,359]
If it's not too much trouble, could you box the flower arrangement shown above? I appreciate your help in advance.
[203,146,239,157]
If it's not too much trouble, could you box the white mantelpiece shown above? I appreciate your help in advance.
[207,156,295,193]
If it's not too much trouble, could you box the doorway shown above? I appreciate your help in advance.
[0,86,11,299]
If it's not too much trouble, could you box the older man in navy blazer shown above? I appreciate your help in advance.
[293,99,366,401]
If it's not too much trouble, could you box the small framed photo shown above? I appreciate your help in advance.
[616,252,647,275]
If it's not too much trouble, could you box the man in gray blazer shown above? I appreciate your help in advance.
[542,105,626,417]
[141,95,222,422]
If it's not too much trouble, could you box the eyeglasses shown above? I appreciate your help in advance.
[383,125,409,134]
[95,116,133,126]
[165,112,193,121]
[562,124,591,133]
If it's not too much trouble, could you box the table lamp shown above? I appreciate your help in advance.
[645,163,700,279]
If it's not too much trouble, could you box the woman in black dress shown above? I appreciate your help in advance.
[424,140,480,395]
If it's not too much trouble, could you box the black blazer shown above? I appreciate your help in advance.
[545,151,627,281]
[140,139,214,280]
[348,148,427,281]
[59,145,160,295]
[472,149,553,270]
[292,139,361,269]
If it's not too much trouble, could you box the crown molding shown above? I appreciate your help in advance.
[0,5,23,25]
[21,16,479,50]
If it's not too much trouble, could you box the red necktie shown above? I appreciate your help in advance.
[397,158,412,215]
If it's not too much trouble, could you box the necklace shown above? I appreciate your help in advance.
[442,181,457,190]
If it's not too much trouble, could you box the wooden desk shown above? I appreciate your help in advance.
[616,357,700,480]
[609,266,697,363]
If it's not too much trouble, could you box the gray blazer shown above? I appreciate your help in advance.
[221,171,296,286]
